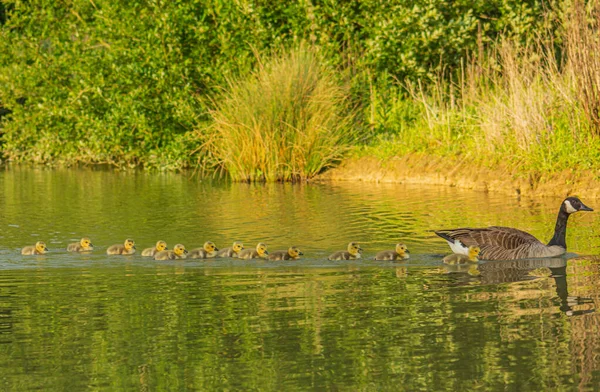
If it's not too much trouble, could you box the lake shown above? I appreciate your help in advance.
[1,166,599,390]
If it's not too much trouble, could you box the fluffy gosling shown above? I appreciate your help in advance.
[67,237,94,252]
[189,241,219,259]
[216,241,244,258]
[107,239,136,255]
[328,242,362,261]
[237,243,269,260]
[141,240,168,257]
[374,243,409,261]
[443,246,481,265]
[21,241,48,255]
[268,246,303,261]
[154,244,188,260]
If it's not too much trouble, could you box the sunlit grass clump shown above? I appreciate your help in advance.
[205,46,357,182]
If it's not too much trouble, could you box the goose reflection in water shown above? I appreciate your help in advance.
[442,257,595,317]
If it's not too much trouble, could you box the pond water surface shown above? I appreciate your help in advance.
[1,167,600,390]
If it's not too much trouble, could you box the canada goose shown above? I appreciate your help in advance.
[154,244,188,260]
[107,239,136,255]
[443,246,480,265]
[237,243,268,260]
[21,241,48,255]
[374,243,409,261]
[328,242,362,261]
[67,237,94,252]
[435,197,593,261]
[141,240,168,257]
[189,241,219,259]
[268,246,303,261]
[216,241,244,258]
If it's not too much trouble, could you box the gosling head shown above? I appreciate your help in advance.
[173,244,188,257]
[256,242,268,256]
[287,246,303,259]
[563,197,593,214]
[155,240,168,252]
[80,237,93,250]
[36,241,48,254]
[468,246,481,261]
[232,241,244,253]
[203,241,218,252]
[347,242,362,256]
[395,243,409,259]
[124,239,136,251]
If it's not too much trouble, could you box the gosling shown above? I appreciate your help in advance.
[268,246,303,261]
[154,244,188,260]
[21,241,49,255]
[141,240,168,257]
[216,241,244,258]
[237,243,269,260]
[443,246,481,265]
[374,243,409,261]
[189,241,219,259]
[328,242,362,261]
[107,239,136,255]
[67,237,94,252]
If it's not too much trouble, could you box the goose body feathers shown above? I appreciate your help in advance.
[436,197,593,261]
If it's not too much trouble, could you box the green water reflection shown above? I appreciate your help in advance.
[0,167,599,390]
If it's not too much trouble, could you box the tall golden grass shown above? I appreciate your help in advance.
[203,46,358,182]
[394,0,600,172]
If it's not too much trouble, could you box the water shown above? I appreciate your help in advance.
[1,166,599,390]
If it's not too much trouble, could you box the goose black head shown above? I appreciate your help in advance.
[563,197,593,214]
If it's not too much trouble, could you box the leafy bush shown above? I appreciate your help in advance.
[0,0,555,169]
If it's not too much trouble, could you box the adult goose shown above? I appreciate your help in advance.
[435,197,593,261]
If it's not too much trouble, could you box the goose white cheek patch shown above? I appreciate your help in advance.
[564,200,577,214]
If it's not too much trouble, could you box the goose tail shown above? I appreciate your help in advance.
[435,230,470,255]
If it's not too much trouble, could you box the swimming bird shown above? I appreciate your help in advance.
[67,237,94,252]
[154,244,188,260]
[216,241,244,258]
[435,197,593,261]
[268,246,303,261]
[443,246,480,264]
[106,239,136,255]
[189,241,219,259]
[237,243,268,260]
[374,243,409,261]
[141,240,167,257]
[328,242,362,260]
[21,241,48,255]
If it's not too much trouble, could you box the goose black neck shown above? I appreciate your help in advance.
[547,208,570,249]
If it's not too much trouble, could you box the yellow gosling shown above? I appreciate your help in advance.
[189,241,219,259]
[106,239,136,255]
[443,246,481,265]
[141,240,168,257]
[374,243,409,261]
[67,237,94,252]
[21,241,49,255]
[328,242,362,261]
[268,246,303,261]
[237,243,269,260]
[216,241,244,258]
[154,244,188,261]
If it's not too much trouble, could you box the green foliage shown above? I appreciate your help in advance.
[205,46,357,181]
[0,0,556,170]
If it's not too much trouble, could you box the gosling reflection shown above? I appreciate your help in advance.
[442,257,595,316]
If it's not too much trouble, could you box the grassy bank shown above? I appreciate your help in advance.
[360,1,600,185]
[1,0,600,186]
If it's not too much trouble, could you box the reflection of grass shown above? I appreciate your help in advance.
[361,2,600,179]
[203,45,359,182]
